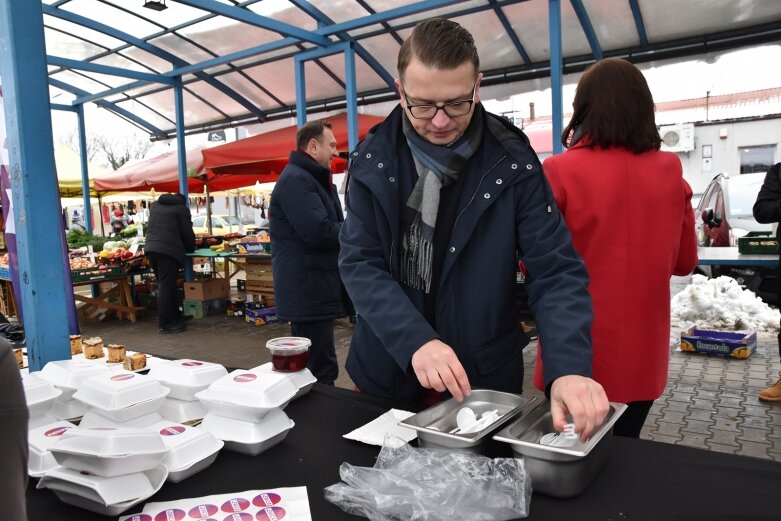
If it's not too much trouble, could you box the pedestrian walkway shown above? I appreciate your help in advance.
[76,302,781,463]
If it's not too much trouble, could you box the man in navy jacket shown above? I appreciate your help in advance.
[339,19,609,439]
[271,120,346,385]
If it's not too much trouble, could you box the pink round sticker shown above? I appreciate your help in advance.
[221,498,250,512]
[159,425,186,436]
[252,493,281,507]
[126,515,152,521]
[233,374,257,383]
[222,514,252,521]
[154,509,185,521]
[255,507,286,521]
[188,504,219,518]
[110,373,134,381]
[182,361,203,366]
[44,426,71,437]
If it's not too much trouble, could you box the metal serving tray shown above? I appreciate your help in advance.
[493,401,627,497]
[398,389,536,450]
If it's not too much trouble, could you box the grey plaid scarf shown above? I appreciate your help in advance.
[400,104,484,293]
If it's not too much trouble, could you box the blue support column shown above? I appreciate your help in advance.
[294,57,307,127]
[0,0,71,369]
[549,0,564,155]
[344,42,358,152]
[173,76,194,281]
[75,104,92,233]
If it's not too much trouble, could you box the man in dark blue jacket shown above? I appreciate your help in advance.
[270,120,346,385]
[339,18,609,439]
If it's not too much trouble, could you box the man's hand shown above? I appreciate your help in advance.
[411,339,472,401]
[550,375,609,441]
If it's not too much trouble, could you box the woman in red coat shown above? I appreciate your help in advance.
[533,58,698,437]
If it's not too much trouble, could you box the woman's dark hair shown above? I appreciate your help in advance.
[398,18,479,82]
[562,58,661,153]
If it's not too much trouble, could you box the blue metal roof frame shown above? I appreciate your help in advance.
[35,0,781,140]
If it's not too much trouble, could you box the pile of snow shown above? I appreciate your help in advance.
[671,275,780,336]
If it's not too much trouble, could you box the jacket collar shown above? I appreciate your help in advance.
[288,149,332,191]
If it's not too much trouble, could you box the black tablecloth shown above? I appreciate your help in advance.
[27,385,781,520]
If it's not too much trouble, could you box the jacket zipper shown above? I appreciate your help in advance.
[452,154,507,230]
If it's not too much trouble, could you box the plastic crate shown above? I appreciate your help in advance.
[71,265,122,282]
[0,265,10,280]
[737,231,778,254]
[183,297,228,319]
[232,242,271,254]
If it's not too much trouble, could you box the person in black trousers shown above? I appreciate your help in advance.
[753,162,781,401]
[270,120,346,385]
[0,341,28,520]
[145,193,196,333]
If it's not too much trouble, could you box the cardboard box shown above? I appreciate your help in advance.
[680,326,757,359]
[184,278,229,301]
[244,306,280,326]
[183,298,227,319]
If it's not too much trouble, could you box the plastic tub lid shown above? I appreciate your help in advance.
[147,421,223,471]
[148,359,228,388]
[22,372,63,408]
[73,371,169,410]
[266,337,311,354]
[39,360,111,391]
[197,369,298,409]
[53,426,167,457]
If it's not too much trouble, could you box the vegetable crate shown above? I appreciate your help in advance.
[71,265,122,283]
[737,231,778,254]
[680,326,757,359]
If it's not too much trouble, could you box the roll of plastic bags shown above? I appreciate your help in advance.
[324,436,532,520]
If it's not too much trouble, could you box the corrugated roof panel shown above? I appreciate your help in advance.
[315,51,389,94]
[205,69,286,112]
[452,10,525,70]
[100,0,211,31]
[43,14,123,50]
[184,80,255,119]
[92,53,161,75]
[125,88,223,127]
[246,0,319,30]
[386,0,489,28]
[120,47,178,75]
[149,32,219,65]
[580,0,640,51]
[350,33,403,80]
[50,70,116,93]
[111,97,175,131]
[61,0,163,39]
[640,0,781,43]
[43,26,106,62]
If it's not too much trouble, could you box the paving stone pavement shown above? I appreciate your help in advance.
[77,285,781,463]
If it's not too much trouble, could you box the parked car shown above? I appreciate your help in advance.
[192,214,259,236]
[696,172,776,303]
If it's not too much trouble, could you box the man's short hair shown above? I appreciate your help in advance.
[296,119,333,150]
[397,18,480,81]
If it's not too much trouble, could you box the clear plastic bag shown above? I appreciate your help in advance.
[324,436,532,520]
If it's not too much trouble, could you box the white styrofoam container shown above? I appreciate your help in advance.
[49,427,168,477]
[148,421,223,482]
[37,465,167,516]
[78,411,164,429]
[22,372,63,418]
[195,369,297,422]
[147,359,228,401]
[158,397,207,424]
[50,397,89,421]
[29,413,59,430]
[39,360,111,401]
[28,421,76,477]
[73,371,169,410]
[254,362,317,400]
[199,408,294,456]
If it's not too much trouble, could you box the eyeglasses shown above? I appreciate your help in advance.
[402,82,477,120]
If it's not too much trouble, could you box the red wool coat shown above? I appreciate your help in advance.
[533,142,698,403]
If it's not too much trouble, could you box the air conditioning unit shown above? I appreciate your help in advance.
[659,123,695,153]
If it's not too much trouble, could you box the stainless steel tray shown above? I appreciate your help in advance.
[398,389,536,449]
[492,401,627,497]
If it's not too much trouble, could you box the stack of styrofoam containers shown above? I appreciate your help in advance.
[146,421,224,482]
[196,368,298,455]
[38,427,168,516]
[22,372,75,477]
[254,362,317,400]
[146,359,228,423]
[38,360,111,421]
[72,371,170,428]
